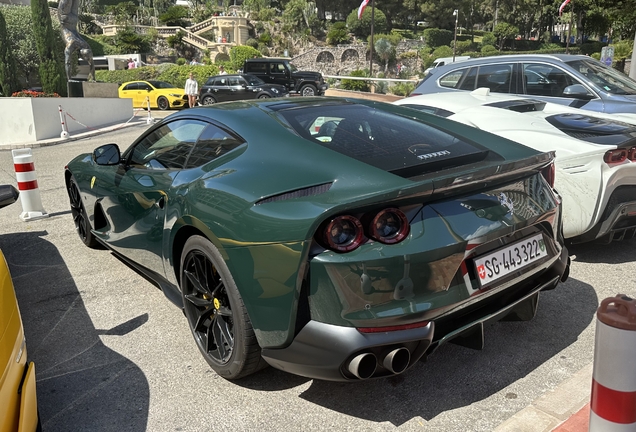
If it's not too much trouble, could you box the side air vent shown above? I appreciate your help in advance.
[255,182,333,205]
[485,99,547,113]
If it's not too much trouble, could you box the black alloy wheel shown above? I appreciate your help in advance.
[67,176,99,248]
[180,236,265,379]
[157,96,169,110]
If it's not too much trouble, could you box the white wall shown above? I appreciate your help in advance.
[0,98,133,145]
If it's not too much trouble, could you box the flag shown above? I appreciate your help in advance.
[559,0,571,15]
[358,0,370,19]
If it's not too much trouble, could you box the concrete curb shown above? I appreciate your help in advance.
[0,117,150,151]
[494,363,593,432]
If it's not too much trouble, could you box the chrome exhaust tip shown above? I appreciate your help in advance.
[382,347,411,374]
[347,353,377,380]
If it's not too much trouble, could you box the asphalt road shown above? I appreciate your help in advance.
[0,123,633,432]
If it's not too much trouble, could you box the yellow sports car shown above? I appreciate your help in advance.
[0,185,39,432]
[118,80,188,110]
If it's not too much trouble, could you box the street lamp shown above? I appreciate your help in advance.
[453,9,459,62]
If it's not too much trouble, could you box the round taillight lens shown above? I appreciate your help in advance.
[324,215,364,252]
[369,208,410,244]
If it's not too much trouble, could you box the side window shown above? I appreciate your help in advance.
[228,76,242,86]
[439,68,469,89]
[458,67,477,90]
[123,83,139,91]
[205,78,215,86]
[523,63,579,97]
[128,120,207,170]
[217,77,228,86]
[476,64,513,93]
[140,83,152,91]
[246,62,267,73]
[185,124,245,168]
[270,63,285,74]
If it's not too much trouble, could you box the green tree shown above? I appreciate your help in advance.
[346,7,388,38]
[493,22,518,50]
[159,5,189,27]
[326,22,349,45]
[0,9,19,95]
[115,26,151,53]
[374,37,395,73]
[31,0,66,95]
[229,45,261,70]
[1,5,41,88]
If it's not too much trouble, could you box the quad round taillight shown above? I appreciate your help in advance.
[368,208,410,244]
[323,215,364,252]
[628,147,636,161]
[604,149,628,164]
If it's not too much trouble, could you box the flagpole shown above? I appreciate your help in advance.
[369,0,374,77]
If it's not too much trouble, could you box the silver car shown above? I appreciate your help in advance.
[410,54,636,114]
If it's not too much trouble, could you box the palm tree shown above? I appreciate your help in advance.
[374,38,395,74]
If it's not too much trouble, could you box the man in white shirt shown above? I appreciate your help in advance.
[219,65,227,75]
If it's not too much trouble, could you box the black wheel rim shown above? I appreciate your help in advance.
[303,87,315,96]
[203,97,214,105]
[68,182,88,242]
[158,98,168,109]
[183,250,234,365]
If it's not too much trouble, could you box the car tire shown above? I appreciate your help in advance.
[180,235,266,379]
[67,176,100,248]
[201,95,216,105]
[157,96,169,110]
[300,84,317,96]
[257,94,270,99]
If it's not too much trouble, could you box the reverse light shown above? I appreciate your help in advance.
[540,162,556,188]
[368,208,410,244]
[323,215,364,252]
[604,149,627,165]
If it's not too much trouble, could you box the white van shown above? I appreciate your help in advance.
[424,56,471,75]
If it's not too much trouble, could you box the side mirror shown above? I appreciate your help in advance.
[562,84,595,99]
[0,185,19,209]
[93,144,121,165]
[147,88,152,92]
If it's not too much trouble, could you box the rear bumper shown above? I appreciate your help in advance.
[262,246,569,382]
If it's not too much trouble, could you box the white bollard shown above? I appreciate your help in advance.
[11,149,49,222]
[58,105,69,139]
[589,294,636,431]
[146,96,154,124]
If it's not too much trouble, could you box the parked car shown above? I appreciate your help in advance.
[118,80,187,110]
[424,55,471,75]
[65,97,569,382]
[198,74,288,105]
[242,58,328,96]
[411,54,636,114]
[395,88,636,243]
[0,185,39,432]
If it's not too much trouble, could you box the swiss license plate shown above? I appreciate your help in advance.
[474,233,546,286]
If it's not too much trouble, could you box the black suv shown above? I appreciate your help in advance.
[198,74,289,105]
[243,58,328,96]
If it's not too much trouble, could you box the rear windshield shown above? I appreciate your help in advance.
[277,103,490,177]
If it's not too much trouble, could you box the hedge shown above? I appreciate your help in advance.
[95,64,231,88]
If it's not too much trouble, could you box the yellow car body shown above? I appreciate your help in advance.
[0,250,38,432]
[118,80,187,110]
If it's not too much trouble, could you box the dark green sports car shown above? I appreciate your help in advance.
[65,97,570,382]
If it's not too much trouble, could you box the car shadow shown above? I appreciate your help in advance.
[0,230,149,432]
[568,238,636,264]
[293,277,598,426]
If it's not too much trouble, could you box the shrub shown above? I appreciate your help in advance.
[401,51,419,59]
[481,32,496,46]
[229,45,261,70]
[327,22,349,46]
[245,38,259,48]
[346,7,387,38]
[176,57,186,65]
[455,40,478,54]
[391,82,415,96]
[341,69,369,92]
[481,44,498,55]
[423,28,453,49]
[12,89,60,97]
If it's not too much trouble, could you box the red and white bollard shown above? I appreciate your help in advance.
[58,105,69,139]
[11,149,49,222]
[589,294,636,431]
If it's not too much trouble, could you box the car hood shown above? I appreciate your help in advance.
[292,71,323,80]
